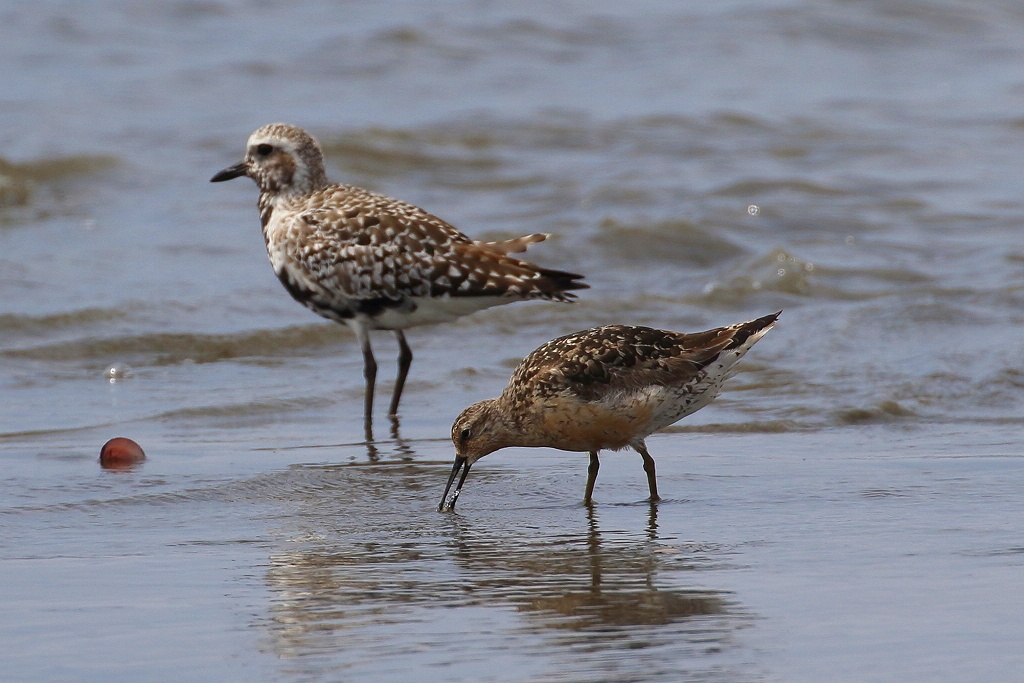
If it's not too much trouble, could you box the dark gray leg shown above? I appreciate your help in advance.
[356,325,376,434]
[389,330,413,417]
[635,441,661,501]
[584,451,600,505]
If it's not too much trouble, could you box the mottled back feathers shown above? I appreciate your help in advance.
[274,184,581,304]
[504,312,780,404]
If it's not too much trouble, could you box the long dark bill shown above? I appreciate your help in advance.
[210,161,247,183]
[438,456,471,512]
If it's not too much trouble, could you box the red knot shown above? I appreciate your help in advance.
[211,123,587,430]
[439,312,779,510]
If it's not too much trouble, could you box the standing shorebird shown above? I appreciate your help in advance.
[439,312,779,510]
[211,124,587,430]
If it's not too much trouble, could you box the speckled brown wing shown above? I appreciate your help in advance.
[507,318,772,403]
[293,186,584,304]
[300,184,475,246]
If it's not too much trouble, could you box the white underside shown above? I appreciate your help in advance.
[623,326,773,440]
[359,294,514,331]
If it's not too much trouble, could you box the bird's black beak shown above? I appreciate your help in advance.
[438,456,471,512]
[210,160,248,183]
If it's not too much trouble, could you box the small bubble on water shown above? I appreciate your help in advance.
[106,363,132,382]
[747,204,759,216]
[777,268,786,277]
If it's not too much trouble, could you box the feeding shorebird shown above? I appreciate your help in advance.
[211,123,587,430]
[439,312,779,510]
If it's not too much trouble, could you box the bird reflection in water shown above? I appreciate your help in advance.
[260,472,743,673]
[363,414,414,462]
[508,504,727,631]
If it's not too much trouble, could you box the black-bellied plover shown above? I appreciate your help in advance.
[439,312,779,510]
[211,124,587,429]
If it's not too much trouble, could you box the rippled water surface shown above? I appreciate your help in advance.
[2,1,1024,681]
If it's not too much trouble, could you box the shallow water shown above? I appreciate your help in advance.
[2,1,1024,681]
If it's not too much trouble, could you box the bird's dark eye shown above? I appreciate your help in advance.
[459,428,471,442]
[255,143,273,157]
